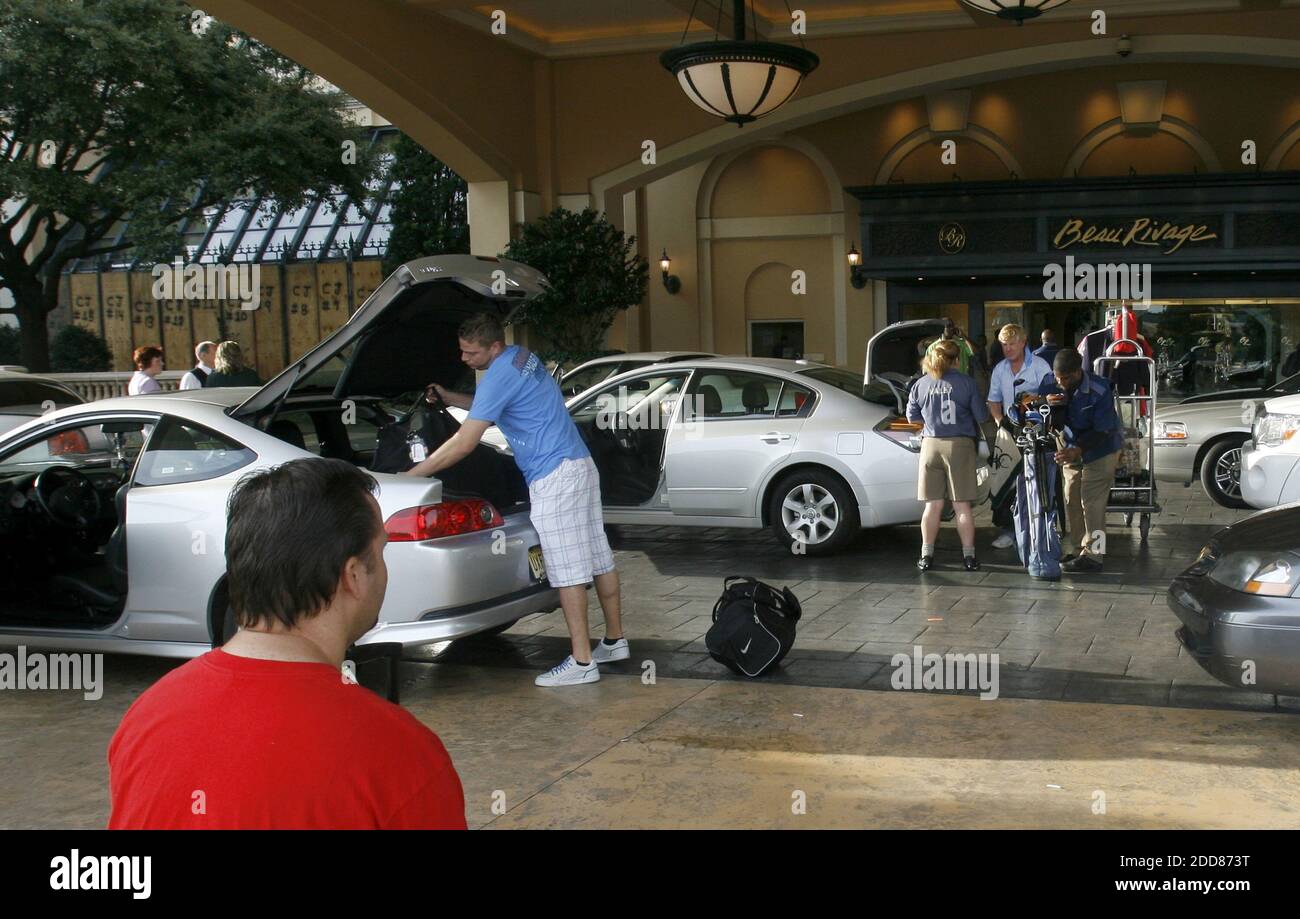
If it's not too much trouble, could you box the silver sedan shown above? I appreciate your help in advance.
[1154,372,1300,508]
[0,255,559,659]
[522,322,988,556]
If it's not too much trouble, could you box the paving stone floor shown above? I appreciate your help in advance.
[446,483,1299,714]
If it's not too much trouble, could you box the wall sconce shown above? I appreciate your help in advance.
[847,244,868,290]
[660,249,681,294]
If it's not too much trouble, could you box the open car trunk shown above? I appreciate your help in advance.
[237,255,551,512]
[864,318,948,415]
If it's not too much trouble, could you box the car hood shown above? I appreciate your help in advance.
[1262,393,1300,415]
[1178,387,1267,405]
[234,255,551,417]
[1214,502,1300,554]
[1155,399,1256,430]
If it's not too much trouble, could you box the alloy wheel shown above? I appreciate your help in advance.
[781,482,840,545]
[1213,447,1242,499]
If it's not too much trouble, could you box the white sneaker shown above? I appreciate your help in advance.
[591,637,630,664]
[992,531,1016,549]
[534,655,600,687]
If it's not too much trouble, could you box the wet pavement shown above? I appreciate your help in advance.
[4,484,1299,829]
[475,484,1297,714]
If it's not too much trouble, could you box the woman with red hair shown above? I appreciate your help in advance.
[128,345,164,395]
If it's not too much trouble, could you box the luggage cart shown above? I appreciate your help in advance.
[1093,339,1161,542]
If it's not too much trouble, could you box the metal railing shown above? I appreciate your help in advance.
[46,371,187,402]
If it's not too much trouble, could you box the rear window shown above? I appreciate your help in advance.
[0,380,82,413]
[799,368,897,408]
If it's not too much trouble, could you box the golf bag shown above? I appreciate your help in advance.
[1009,401,1063,581]
[705,576,802,677]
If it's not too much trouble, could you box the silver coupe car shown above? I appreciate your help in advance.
[0,255,559,659]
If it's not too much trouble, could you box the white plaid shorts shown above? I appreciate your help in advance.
[528,456,616,589]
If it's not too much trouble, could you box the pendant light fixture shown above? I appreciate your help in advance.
[661,0,819,127]
[958,0,1072,24]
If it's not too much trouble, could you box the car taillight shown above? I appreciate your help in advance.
[384,499,503,541]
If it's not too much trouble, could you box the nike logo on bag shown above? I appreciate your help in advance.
[741,638,753,654]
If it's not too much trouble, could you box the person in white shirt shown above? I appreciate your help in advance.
[179,341,216,390]
[986,324,1055,549]
[127,345,164,395]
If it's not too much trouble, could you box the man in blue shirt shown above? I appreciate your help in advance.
[1037,349,1123,573]
[1033,330,1060,369]
[986,324,1055,549]
[406,314,626,687]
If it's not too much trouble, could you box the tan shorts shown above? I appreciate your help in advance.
[918,436,978,503]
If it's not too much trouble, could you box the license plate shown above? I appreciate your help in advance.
[527,545,547,582]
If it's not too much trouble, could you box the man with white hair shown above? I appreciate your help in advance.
[179,341,216,390]
[987,324,1055,549]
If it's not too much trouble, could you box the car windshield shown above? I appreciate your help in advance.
[798,367,897,408]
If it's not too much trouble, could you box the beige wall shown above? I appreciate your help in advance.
[709,238,837,361]
[199,3,1300,365]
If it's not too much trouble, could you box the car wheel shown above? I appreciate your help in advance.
[1200,438,1250,509]
[769,469,859,557]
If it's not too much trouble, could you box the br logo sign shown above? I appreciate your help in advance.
[939,223,966,255]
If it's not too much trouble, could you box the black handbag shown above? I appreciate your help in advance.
[705,576,802,677]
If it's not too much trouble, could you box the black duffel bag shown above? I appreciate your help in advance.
[705,576,802,677]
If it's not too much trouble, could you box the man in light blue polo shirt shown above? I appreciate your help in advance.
[406,313,627,688]
[987,323,1055,549]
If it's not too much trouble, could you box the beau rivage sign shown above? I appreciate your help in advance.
[1050,215,1221,255]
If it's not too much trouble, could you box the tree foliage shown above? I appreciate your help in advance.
[0,0,378,369]
[383,133,469,274]
[503,208,647,364]
[49,324,111,371]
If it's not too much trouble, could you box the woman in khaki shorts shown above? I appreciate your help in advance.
[905,340,990,571]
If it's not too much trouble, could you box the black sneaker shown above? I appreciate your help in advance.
[917,555,933,571]
[963,555,980,572]
[1064,555,1103,573]
[1060,553,1078,565]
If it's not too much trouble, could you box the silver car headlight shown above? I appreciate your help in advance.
[1207,551,1300,596]
[1154,421,1187,442]
[1253,412,1300,448]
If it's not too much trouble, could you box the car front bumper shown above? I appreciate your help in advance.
[1240,440,1300,509]
[1167,572,1300,695]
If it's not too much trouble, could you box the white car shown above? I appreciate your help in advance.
[558,351,715,399]
[0,255,559,659]
[0,370,85,436]
[1240,392,1300,509]
[468,319,988,556]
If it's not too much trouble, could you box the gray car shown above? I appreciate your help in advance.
[0,255,559,659]
[1154,372,1300,508]
[1168,502,1300,695]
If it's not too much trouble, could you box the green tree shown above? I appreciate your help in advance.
[49,324,112,372]
[0,0,378,370]
[383,134,470,274]
[503,208,648,364]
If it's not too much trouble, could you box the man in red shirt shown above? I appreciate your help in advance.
[107,458,466,829]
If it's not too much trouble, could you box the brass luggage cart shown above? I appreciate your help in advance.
[1093,339,1161,542]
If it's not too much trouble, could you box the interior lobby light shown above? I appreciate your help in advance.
[958,0,1072,24]
[661,0,819,127]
